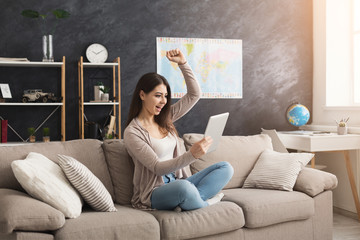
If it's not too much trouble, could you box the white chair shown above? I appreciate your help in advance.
[261,128,326,170]
[260,128,288,153]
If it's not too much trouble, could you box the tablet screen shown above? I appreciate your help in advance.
[204,112,229,153]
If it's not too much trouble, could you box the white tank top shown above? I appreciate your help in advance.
[150,133,176,161]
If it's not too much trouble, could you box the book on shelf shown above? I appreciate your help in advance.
[89,100,113,103]
[0,57,29,62]
[279,130,333,136]
[1,119,8,143]
[107,115,116,135]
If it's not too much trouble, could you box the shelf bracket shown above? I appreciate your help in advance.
[26,106,61,142]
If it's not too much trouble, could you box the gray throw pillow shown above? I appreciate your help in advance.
[102,139,134,205]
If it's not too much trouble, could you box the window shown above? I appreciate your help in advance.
[354,0,360,102]
[326,0,360,106]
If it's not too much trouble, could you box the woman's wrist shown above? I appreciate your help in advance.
[178,60,187,65]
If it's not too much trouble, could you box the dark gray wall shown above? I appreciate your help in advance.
[0,0,312,141]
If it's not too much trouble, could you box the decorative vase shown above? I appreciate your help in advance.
[42,34,54,62]
[29,135,36,143]
[43,136,50,142]
[101,93,109,101]
[94,85,103,101]
[337,126,347,135]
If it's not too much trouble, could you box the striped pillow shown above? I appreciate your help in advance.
[58,155,117,212]
[243,149,314,191]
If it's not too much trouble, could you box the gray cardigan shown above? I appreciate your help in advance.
[124,63,201,209]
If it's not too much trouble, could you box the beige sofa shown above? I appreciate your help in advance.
[0,134,337,240]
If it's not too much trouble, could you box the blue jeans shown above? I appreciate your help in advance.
[151,161,234,211]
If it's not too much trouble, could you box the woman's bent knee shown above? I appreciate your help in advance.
[172,180,196,196]
[216,161,234,176]
[224,161,234,176]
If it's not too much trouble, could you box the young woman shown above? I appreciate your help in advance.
[124,49,233,211]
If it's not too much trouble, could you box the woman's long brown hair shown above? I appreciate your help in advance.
[126,72,177,135]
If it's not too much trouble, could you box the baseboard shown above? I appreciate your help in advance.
[333,206,358,220]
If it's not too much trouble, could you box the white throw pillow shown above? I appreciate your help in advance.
[58,155,117,212]
[11,152,83,218]
[243,149,314,191]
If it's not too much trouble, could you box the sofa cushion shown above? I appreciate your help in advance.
[58,154,117,212]
[11,152,83,219]
[183,134,273,188]
[0,232,55,240]
[149,201,244,239]
[54,205,160,240]
[102,139,134,205]
[0,139,115,200]
[222,188,314,228]
[0,189,65,234]
[243,149,313,191]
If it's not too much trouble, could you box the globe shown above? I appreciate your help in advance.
[286,104,310,127]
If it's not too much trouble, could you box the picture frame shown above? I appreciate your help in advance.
[0,84,12,98]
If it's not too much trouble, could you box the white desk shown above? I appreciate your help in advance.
[278,133,360,221]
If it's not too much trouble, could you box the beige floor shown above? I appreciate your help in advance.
[333,210,360,240]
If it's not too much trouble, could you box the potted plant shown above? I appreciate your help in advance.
[336,117,349,135]
[27,127,36,142]
[105,133,114,140]
[94,81,104,101]
[100,86,111,101]
[43,127,50,142]
[21,9,70,62]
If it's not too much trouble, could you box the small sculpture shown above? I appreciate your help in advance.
[22,89,62,103]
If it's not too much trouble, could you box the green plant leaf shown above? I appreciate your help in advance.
[21,10,40,18]
[100,86,111,93]
[27,127,36,135]
[43,127,50,136]
[52,9,70,19]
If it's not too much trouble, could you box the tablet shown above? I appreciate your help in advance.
[204,112,229,153]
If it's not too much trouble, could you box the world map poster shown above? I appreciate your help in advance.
[156,37,242,99]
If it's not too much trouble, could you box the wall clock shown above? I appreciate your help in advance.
[86,43,108,63]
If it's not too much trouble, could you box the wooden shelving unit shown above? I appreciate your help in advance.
[0,57,66,142]
[0,103,63,106]
[78,56,121,139]
[0,61,63,67]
